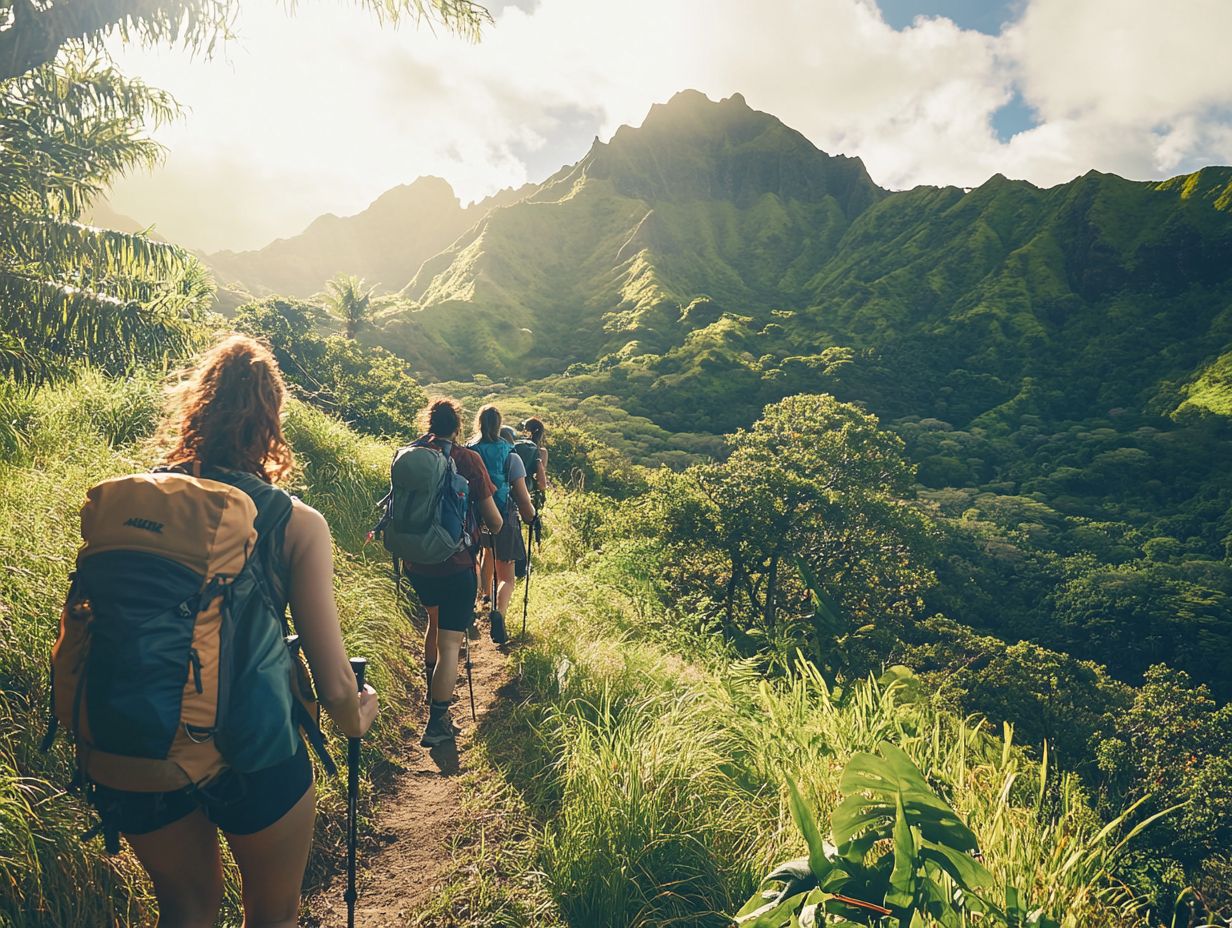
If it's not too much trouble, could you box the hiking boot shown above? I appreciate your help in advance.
[489,609,508,644]
[420,712,457,747]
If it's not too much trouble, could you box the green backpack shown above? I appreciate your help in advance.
[377,436,474,565]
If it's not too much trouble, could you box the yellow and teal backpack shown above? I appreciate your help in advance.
[43,465,335,850]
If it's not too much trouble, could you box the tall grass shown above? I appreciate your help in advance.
[446,495,1162,928]
[0,372,420,926]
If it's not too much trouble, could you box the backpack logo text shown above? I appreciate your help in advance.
[123,517,164,534]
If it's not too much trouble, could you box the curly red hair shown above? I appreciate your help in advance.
[163,334,294,483]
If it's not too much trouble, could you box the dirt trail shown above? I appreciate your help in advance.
[303,623,511,927]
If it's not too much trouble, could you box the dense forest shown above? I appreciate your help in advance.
[2,3,1231,926]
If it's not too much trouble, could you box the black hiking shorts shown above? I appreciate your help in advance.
[406,567,478,632]
[480,506,526,562]
[93,741,313,837]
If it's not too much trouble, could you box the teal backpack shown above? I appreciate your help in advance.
[468,438,513,512]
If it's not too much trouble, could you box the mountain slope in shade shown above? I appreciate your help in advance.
[203,177,535,298]
[81,201,151,236]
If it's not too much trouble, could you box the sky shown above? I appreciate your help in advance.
[105,0,1232,253]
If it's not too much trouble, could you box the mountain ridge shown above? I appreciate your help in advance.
[202,175,538,298]
[374,90,1232,438]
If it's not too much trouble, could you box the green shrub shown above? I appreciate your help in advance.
[234,296,426,438]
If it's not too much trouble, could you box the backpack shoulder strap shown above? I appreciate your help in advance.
[194,467,295,616]
[198,467,294,542]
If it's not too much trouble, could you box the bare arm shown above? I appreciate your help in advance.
[478,495,503,534]
[511,476,536,523]
[537,449,548,491]
[283,502,378,738]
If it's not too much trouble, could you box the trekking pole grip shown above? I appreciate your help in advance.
[351,657,368,695]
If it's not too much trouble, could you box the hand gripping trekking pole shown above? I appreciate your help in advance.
[521,518,534,638]
[345,657,367,928]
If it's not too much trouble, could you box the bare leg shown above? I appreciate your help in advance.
[430,628,464,704]
[224,786,316,928]
[424,605,439,668]
[495,558,516,614]
[479,547,494,603]
[125,809,223,928]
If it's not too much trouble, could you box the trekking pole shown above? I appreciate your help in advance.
[345,657,367,928]
[462,631,477,721]
[521,519,534,638]
[491,556,497,623]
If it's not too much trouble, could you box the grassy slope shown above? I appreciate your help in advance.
[414,495,1152,928]
[0,373,421,927]
[0,374,1169,927]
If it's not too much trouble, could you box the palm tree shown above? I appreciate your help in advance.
[323,274,378,340]
[0,53,213,385]
[0,0,490,83]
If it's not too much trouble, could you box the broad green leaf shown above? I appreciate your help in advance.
[917,837,993,892]
[736,889,782,918]
[886,790,916,908]
[786,778,833,881]
[833,743,979,854]
[735,891,808,927]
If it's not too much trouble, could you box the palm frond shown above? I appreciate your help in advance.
[0,53,178,216]
[0,0,490,82]
[0,269,202,382]
[1,215,190,279]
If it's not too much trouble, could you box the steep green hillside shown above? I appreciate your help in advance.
[373,93,1232,440]
[364,91,1232,749]
[204,177,534,298]
[378,90,883,378]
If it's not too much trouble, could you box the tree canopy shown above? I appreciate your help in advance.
[0,53,212,384]
[0,0,490,82]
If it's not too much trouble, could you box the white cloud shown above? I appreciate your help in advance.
[1008,0,1232,125]
[105,0,1232,252]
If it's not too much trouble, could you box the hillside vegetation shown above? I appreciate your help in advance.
[0,370,1205,927]
[352,92,1232,802]
[414,540,1158,928]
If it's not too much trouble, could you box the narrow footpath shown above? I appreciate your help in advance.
[303,625,512,927]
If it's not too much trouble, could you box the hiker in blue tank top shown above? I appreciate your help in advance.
[469,405,536,644]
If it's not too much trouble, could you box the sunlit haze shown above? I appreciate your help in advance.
[106,0,1232,253]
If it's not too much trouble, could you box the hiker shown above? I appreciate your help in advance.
[479,424,523,610]
[469,405,537,644]
[77,335,378,928]
[397,397,504,746]
[510,418,546,580]
[518,416,549,502]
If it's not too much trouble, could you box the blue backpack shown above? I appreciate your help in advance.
[468,438,513,513]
